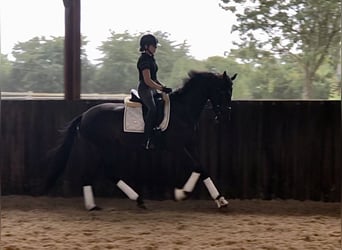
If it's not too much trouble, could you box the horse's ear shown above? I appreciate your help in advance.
[223,71,227,78]
[231,73,237,81]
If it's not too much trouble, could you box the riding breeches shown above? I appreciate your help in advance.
[138,87,157,138]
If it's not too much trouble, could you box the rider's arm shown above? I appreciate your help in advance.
[142,69,164,91]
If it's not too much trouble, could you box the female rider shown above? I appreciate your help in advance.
[137,34,172,150]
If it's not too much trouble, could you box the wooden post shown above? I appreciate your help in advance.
[63,0,81,100]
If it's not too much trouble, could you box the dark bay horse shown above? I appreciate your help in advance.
[45,71,236,210]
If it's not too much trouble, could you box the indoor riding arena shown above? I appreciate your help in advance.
[1,99,340,250]
[1,1,341,250]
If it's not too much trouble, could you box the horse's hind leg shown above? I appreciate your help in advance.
[83,185,100,211]
[175,147,229,208]
[78,136,101,211]
[174,172,201,200]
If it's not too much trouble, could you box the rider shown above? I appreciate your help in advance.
[137,34,172,150]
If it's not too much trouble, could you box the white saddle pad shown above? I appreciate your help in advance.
[123,93,170,133]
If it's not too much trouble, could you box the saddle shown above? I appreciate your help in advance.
[123,89,170,133]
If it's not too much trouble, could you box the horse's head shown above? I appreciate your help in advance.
[208,71,237,122]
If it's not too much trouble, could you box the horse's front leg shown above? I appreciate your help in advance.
[174,147,229,208]
[102,147,146,209]
[115,179,146,209]
[80,139,102,211]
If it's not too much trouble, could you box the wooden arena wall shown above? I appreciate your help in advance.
[1,100,340,202]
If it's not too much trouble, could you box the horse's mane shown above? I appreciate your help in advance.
[172,71,218,96]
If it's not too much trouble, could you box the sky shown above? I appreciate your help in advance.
[0,0,238,61]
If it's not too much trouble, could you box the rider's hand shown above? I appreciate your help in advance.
[162,86,172,94]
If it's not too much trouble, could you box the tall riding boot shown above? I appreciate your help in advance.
[144,126,162,150]
[144,135,156,150]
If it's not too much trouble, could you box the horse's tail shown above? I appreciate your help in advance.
[44,115,82,193]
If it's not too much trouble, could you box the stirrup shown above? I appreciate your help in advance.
[215,196,229,208]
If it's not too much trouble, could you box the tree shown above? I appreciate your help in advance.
[94,31,193,93]
[168,57,205,89]
[10,36,64,92]
[0,54,12,91]
[94,31,138,93]
[202,56,251,98]
[220,0,341,99]
[154,31,192,86]
[227,46,303,99]
[8,36,95,93]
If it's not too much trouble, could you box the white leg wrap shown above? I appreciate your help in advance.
[174,172,201,201]
[183,172,201,192]
[174,188,187,200]
[117,180,139,200]
[203,177,220,200]
[215,196,229,208]
[83,185,96,210]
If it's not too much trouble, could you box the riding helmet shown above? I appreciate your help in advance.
[139,34,159,52]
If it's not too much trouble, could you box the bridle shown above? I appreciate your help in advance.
[212,93,232,123]
[210,72,235,122]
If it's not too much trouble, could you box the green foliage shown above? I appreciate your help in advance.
[220,0,341,99]
[2,29,339,100]
[153,31,193,88]
[91,31,138,93]
[313,58,340,99]
[3,36,96,93]
[10,36,64,92]
[0,54,12,90]
[81,36,97,93]
[93,31,195,93]
[227,47,304,99]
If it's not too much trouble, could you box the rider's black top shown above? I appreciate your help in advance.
[137,52,160,89]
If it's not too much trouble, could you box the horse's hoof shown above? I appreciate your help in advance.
[89,206,102,211]
[137,203,147,209]
[137,197,147,209]
[215,196,229,208]
[137,201,147,209]
[174,188,187,201]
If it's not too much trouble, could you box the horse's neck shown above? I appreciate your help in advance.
[171,88,208,125]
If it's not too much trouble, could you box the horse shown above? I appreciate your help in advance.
[45,70,237,210]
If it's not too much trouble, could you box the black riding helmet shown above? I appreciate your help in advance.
[139,34,159,52]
